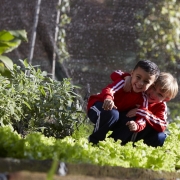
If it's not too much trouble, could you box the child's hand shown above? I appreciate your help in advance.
[102,99,117,110]
[126,108,137,117]
[126,121,138,131]
[123,76,131,92]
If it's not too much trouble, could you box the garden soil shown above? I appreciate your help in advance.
[0,158,180,180]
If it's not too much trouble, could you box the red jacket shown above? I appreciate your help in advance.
[87,70,148,118]
[110,70,168,132]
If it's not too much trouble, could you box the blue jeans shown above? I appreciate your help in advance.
[88,101,166,147]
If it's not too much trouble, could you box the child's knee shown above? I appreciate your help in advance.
[107,109,119,120]
[158,132,166,143]
[88,109,98,124]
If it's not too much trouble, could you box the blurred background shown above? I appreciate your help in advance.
[1,0,179,119]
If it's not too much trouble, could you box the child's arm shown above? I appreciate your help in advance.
[125,104,167,132]
[102,98,117,110]
[87,71,127,111]
[126,118,146,132]
[126,121,138,131]
[135,103,167,132]
[110,70,131,92]
[126,104,140,117]
[100,75,125,110]
[125,106,146,132]
[110,70,130,81]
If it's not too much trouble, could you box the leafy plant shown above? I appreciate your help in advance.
[0,59,86,138]
[0,30,27,75]
[135,0,180,71]
[0,123,180,172]
[167,102,180,123]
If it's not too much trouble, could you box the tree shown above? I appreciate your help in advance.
[136,0,180,73]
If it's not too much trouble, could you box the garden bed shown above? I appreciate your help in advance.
[0,158,180,180]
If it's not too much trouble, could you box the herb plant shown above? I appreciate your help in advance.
[0,59,86,138]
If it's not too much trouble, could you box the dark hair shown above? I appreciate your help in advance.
[134,60,160,80]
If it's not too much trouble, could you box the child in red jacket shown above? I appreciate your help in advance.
[109,71,178,147]
[87,60,160,145]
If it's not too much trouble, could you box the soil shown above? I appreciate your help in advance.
[7,172,126,180]
[1,158,180,180]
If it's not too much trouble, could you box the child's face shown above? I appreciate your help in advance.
[146,85,168,103]
[130,67,156,93]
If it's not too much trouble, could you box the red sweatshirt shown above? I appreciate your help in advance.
[111,70,168,132]
[87,71,148,123]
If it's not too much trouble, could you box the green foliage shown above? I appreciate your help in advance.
[0,126,24,158]
[1,123,180,172]
[0,30,27,74]
[72,122,94,140]
[167,102,180,123]
[0,30,27,55]
[58,0,71,63]
[0,59,86,138]
[135,0,180,69]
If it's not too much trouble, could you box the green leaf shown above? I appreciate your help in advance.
[9,30,28,42]
[22,59,29,68]
[0,62,5,73]
[0,30,14,41]
[9,105,14,115]
[1,40,21,54]
[0,30,28,55]
[0,55,13,70]
[0,42,11,55]
[39,86,46,96]
[23,101,31,110]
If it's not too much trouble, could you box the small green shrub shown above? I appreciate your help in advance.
[0,59,86,138]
